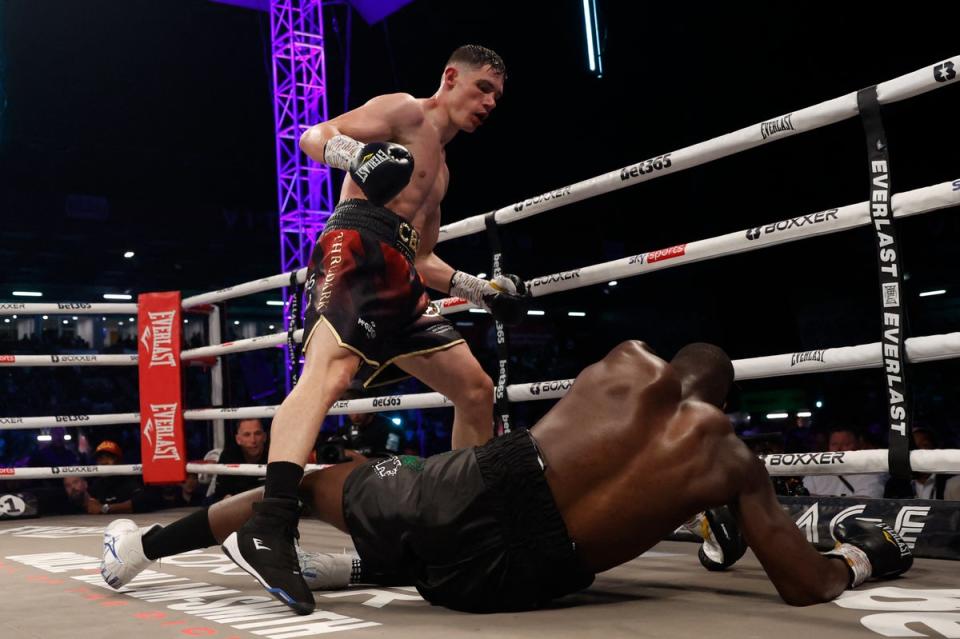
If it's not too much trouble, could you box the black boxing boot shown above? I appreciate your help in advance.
[825,519,913,588]
[687,505,748,571]
[222,498,315,615]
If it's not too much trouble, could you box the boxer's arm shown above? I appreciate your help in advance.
[299,93,422,165]
[415,251,456,293]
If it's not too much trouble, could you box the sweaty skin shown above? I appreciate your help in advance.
[210,341,850,607]
[299,63,503,291]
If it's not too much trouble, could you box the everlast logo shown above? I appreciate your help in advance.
[528,380,574,396]
[56,303,92,310]
[143,402,181,462]
[372,396,401,408]
[870,160,907,438]
[55,415,90,423]
[513,186,573,212]
[933,61,956,83]
[760,113,795,140]
[764,452,845,466]
[140,311,177,368]
[50,355,97,364]
[0,418,23,424]
[745,209,838,241]
[353,149,389,183]
[530,270,581,288]
[0,304,25,310]
[791,350,825,366]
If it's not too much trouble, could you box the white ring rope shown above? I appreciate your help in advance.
[0,354,138,367]
[2,57,958,484]
[439,55,960,241]
[434,177,960,310]
[9,53,941,312]
[0,413,140,431]
[0,303,137,316]
[8,176,956,365]
[3,329,960,431]
[5,449,960,480]
[180,330,302,361]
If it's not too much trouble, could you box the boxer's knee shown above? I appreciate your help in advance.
[457,371,493,413]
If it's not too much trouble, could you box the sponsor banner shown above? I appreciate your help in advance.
[138,292,186,484]
[671,496,960,560]
[0,493,40,519]
[0,355,16,364]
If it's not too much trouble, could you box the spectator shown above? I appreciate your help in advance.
[158,472,206,509]
[209,419,269,502]
[802,426,887,497]
[81,440,153,514]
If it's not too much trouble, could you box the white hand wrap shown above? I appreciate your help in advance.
[449,271,492,310]
[323,134,362,171]
[824,543,872,588]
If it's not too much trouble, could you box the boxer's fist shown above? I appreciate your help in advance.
[696,506,747,571]
[349,142,414,206]
[450,271,530,325]
[828,519,913,587]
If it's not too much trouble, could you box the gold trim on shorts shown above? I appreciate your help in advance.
[361,338,466,388]
[303,316,381,367]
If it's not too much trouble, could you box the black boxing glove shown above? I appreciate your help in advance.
[825,519,913,588]
[449,271,530,325]
[695,505,747,571]
[323,135,414,206]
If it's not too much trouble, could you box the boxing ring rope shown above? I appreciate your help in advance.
[52,53,947,311]
[6,448,960,480]
[1,55,958,486]
[2,330,959,428]
[439,55,960,240]
[4,175,956,365]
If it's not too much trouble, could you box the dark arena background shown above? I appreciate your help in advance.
[0,2,959,638]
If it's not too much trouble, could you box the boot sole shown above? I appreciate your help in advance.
[222,532,315,615]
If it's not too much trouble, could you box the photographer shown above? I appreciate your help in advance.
[317,391,403,464]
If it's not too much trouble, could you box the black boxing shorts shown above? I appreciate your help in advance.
[341,429,595,612]
[302,199,464,387]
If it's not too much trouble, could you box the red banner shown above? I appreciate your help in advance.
[137,292,186,484]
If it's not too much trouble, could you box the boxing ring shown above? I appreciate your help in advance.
[1,54,959,637]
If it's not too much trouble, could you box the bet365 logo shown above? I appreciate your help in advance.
[933,61,956,83]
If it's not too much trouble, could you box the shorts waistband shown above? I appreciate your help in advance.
[325,199,421,262]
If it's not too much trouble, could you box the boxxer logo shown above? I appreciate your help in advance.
[933,60,956,83]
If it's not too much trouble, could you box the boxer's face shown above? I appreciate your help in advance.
[447,64,503,132]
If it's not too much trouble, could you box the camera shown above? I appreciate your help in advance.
[317,429,374,465]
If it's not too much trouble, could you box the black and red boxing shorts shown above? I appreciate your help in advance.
[302,199,464,387]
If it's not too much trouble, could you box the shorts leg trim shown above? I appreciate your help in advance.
[303,317,381,367]
[361,338,466,388]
